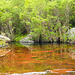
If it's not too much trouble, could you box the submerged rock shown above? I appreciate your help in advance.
[11,71,47,75]
[0,49,10,57]
[68,50,75,60]
[11,69,75,75]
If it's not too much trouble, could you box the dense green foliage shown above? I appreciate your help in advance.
[0,0,75,42]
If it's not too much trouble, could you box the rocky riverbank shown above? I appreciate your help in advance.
[20,28,75,44]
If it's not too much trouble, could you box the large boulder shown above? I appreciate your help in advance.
[67,28,75,44]
[0,35,10,42]
[0,35,10,47]
[20,34,34,44]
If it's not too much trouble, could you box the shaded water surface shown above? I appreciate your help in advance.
[0,43,75,75]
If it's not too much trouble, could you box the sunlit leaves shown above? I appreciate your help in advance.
[0,0,74,42]
[1,12,12,24]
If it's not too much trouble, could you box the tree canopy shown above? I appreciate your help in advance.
[0,0,75,42]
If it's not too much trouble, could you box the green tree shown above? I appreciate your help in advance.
[0,0,74,42]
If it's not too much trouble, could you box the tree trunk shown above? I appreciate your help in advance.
[65,4,70,31]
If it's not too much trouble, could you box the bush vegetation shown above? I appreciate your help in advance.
[0,0,75,42]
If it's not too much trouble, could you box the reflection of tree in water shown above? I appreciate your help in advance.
[22,43,75,60]
[0,43,75,74]
[0,46,11,66]
[68,50,75,60]
[0,45,33,73]
[0,45,11,57]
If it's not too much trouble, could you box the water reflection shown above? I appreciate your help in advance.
[0,43,75,75]
[68,50,75,60]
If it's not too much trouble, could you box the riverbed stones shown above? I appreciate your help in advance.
[20,28,75,44]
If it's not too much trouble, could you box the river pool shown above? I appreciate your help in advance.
[0,43,75,75]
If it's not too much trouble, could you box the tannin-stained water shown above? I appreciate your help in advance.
[0,43,75,75]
